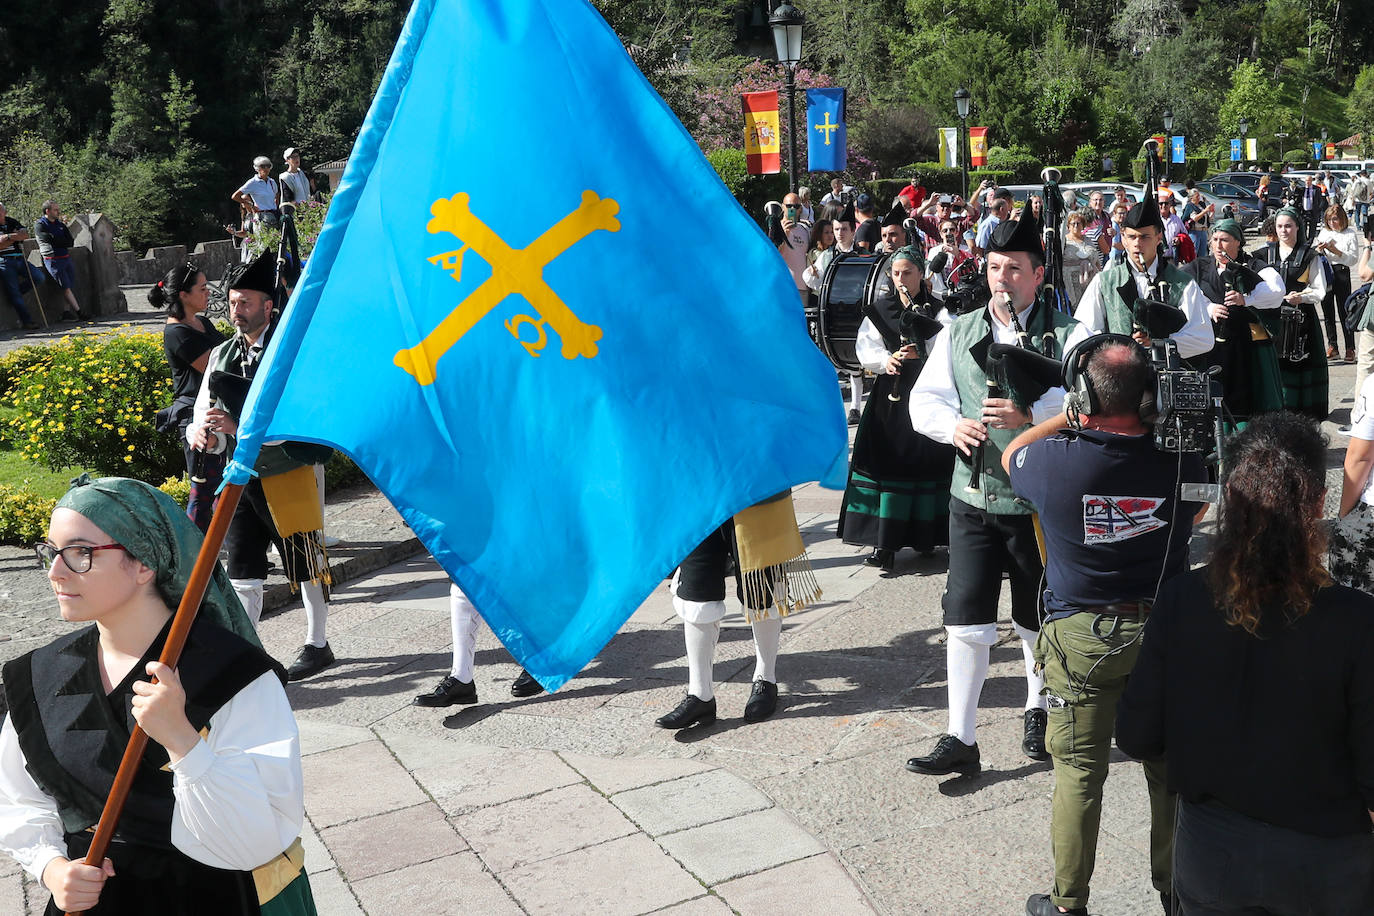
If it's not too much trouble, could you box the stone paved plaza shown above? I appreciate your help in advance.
[0,306,1361,914]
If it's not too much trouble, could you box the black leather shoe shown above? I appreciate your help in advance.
[1024,708,1050,761]
[655,694,716,729]
[510,669,545,697]
[847,408,861,425]
[904,734,980,775]
[286,643,335,681]
[743,679,778,723]
[863,548,894,570]
[1026,893,1087,916]
[413,675,477,707]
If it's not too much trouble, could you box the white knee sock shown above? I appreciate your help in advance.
[684,619,720,701]
[302,581,329,648]
[1013,622,1047,711]
[230,577,265,628]
[449,583,482,682]
[946,624,997,745]
[750,616,782,683]
[849,372,863,410]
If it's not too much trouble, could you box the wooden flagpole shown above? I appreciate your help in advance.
[67,481,245,915]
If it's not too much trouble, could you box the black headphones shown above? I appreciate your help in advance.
[1061,333,1155,429]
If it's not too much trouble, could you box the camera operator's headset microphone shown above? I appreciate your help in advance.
[1060,333,1157,431]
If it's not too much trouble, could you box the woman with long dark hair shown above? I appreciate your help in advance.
[1118,413,1374,914]
[152,262,225,531]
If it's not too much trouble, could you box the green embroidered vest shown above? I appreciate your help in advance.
[1097,258,1193,337]
[948,300,1079,515]
[208,337,307,479]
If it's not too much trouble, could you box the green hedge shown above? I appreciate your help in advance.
[986,149,1043,183]
[705,148,790,227]
[0,475,189,545]
[862,179,910,208]
[0,344,52,401]
[2,329,182,481]
[895,163,965,194]
[969,169,1015,187]
[1070,144,1100,181]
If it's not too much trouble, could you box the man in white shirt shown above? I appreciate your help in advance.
[904,214,1090,777]
[231,157,280,228]
[1073,195,1214,360]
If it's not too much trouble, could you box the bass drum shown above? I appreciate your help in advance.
[817,251,891,373]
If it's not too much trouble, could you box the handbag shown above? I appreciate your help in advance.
[1346,283,1373,334]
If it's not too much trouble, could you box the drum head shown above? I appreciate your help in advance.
[818,251,889,374]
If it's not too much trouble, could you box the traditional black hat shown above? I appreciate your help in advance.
[987,211,1044,259]
[837,201,856,225]
[880,203,907,228]
[1122,195,1164,233]
[224,248,277,297]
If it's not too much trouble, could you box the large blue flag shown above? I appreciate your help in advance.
[806,88,847,172]
[224,0,849,690]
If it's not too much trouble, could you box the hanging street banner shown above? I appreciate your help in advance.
[1313,140,1324,159]
[1171,136,1186,163]
[970,127,989,167]
[805,88,846,172]
[1230,139,1242,162]
[938,127,959,167]
[1246,138,1258,160]
[742,91,781,175]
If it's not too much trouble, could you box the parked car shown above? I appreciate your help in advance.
[1209,171,1283,209]
[1192,180,1263,229]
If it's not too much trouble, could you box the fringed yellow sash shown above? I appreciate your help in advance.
[733,491,821,621]
[260,464,332,592]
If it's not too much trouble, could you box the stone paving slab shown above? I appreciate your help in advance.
[499,833,704,916]
[613,769,775,837]
[715,853,878,916]
[350,851,523,916]
[453,783,637,873]
[657,807,828,885]
[322,801,467,880]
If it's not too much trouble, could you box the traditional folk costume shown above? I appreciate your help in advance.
[838,247,955,570]
[1256,208,1330,420]
[1072,196,1215,362]
[187,251,334,680]
[656,492,821,730]
[0,477,315,915]
[411,580,544,707]
[1181,220,1286,429]
[907,215,1090,775]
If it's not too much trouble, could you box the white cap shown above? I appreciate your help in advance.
[283,147,300,159]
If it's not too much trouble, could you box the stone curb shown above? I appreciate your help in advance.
[262,534,426,613]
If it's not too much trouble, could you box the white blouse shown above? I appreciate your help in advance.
[0,671,304,882]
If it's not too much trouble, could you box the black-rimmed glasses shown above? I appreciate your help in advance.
[34,543,126,573]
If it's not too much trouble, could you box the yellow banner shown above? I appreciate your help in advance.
[1245,138,1258,160]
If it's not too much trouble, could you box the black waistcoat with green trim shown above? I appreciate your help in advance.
[948,298,1079,514]
[1,618,282,848]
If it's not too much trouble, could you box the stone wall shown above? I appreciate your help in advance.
[116,238,240,285]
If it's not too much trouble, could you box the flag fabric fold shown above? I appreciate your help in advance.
[969,128,989,167]
[224,0,848,691]
[805,88,846,172]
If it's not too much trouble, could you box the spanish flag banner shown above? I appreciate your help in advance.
[969,127,989,167]
[743,91,781,175]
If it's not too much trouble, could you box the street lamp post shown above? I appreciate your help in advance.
[954,87,971,201]
[1238,117,1248,166]
[769,2,805,194]
[1320,127,1328,163]
[1275,132,1289,162]
[1162,109,1175,179]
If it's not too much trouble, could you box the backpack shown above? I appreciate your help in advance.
[1172,232,1196,263]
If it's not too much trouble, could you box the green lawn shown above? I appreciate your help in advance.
[0,449,84,500]
[1276,60,1352,141]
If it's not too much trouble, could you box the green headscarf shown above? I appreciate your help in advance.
[1211,219,1244,243]
[56,475,261,646]
[1274,206,1306,247]
[889,245,924,267]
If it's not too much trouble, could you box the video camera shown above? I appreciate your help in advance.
[1149,339,1221,454]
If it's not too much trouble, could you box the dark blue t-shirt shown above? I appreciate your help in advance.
[1008,428,1206,616]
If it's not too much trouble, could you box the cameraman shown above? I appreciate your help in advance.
[1003,336,1207,916]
